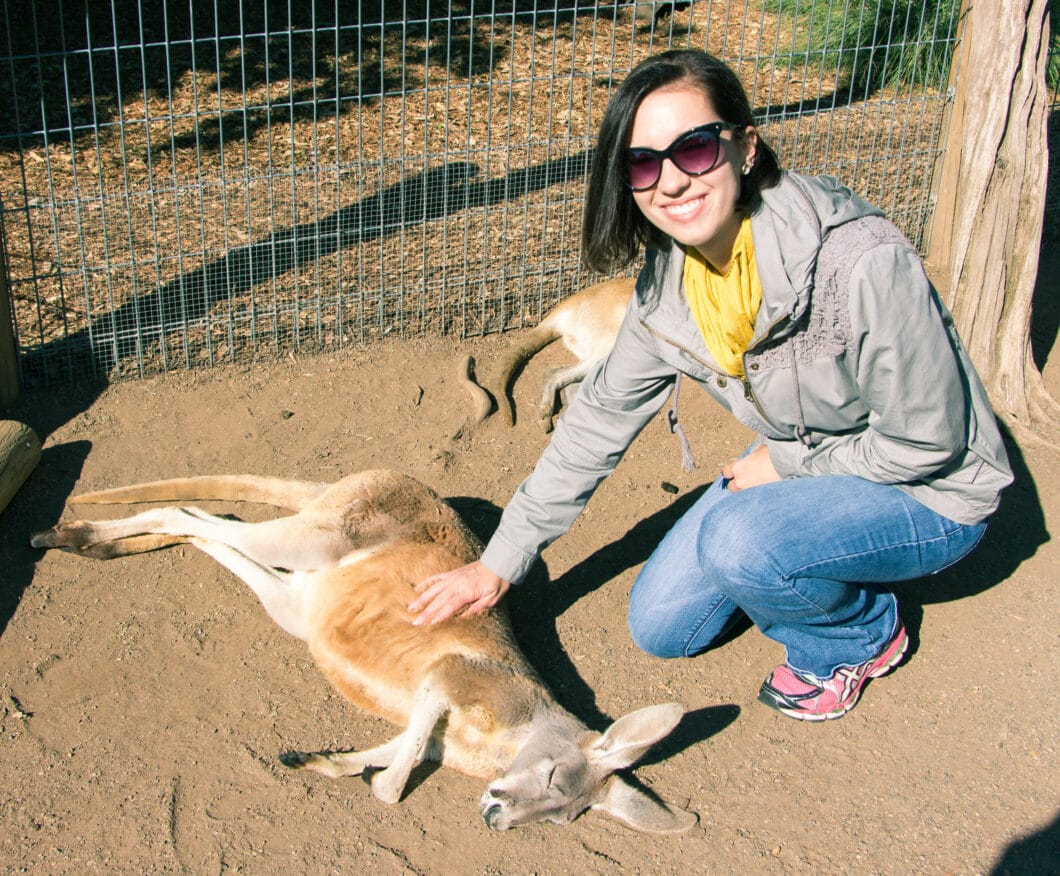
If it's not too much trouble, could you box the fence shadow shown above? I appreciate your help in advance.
[18,148,593,388]
[17,80,867,393]
[0,0,608,154]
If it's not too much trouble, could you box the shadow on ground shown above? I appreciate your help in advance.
[989,810,1060,875]
[450,491,739,747]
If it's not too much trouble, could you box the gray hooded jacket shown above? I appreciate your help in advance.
[480,172,1013,585]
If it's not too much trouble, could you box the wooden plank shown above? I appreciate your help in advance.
[0,420,41,515]
[923,0,970,296]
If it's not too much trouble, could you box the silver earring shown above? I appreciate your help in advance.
[741,162,752,176]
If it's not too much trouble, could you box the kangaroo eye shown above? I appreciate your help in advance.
[546,765,565,790]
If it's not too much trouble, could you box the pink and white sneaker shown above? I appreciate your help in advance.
[758,624,909,721]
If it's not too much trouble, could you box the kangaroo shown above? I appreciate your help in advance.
[488,277,634,433]
[31,470,696,833]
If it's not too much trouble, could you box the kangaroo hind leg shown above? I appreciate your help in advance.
[539,360,592,432]
[33,505,347,573]
[52,533,191,559]
[189,538,308,640]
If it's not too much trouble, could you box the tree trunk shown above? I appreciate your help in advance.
[926,0,1056,438]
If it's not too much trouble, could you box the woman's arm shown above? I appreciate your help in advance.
[411,301,677,624]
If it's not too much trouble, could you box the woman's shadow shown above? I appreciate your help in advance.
[448,488,740,763]
[891,426,1048,657]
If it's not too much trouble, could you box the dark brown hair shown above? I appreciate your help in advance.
[582,50,782,274]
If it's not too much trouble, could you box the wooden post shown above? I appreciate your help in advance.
[923,0,971,294]
[0,420,40,515]
[0,234,18,408]
[0,231,41,513]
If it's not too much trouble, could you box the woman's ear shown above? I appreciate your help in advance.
[740,126,759,175]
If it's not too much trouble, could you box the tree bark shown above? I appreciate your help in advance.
[926,0,1055,438]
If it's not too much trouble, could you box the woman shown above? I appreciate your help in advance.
[410,50,1012,721]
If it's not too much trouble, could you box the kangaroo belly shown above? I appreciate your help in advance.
[302,542,519,726]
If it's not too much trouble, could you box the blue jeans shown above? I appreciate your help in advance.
[628,473,987,679]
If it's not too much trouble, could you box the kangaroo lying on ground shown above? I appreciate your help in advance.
[487,277,634,432]
[31,470,696,833]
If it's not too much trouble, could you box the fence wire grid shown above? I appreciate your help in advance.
[2,0,968,388]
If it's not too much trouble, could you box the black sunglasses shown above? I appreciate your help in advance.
[626,122,742,191]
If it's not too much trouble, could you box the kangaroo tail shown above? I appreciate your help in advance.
[486,324,560,426]
[455,354,495,425]
[70,475,328,511]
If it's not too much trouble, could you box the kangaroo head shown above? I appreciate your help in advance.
[478,703,697,834]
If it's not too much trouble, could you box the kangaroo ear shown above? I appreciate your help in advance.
[592,774,698,834]
[588,703,684,771]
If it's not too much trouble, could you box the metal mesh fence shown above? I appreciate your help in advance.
[1,0,965,388]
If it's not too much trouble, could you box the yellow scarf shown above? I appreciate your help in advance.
[683,218,762,378]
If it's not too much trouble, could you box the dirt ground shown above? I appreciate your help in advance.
[1,325,1057,874]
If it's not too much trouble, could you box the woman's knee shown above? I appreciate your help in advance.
[629,574,743,659]
[695,503,783,592]
[627,592,684,658]
[628,619,682,658]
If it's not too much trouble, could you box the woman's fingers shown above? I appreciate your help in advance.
[724,445,780,492]
[409,575,468,625]
[408,562,508,626]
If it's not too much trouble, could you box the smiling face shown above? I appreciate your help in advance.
[629,82,757,272]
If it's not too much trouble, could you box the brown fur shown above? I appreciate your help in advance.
[31,469,695,832]
[486,277,635,432]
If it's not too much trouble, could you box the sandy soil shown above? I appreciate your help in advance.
[1,329,1057,875]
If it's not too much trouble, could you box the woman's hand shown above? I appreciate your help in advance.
[408,560,510,626]
[721,444,781,492]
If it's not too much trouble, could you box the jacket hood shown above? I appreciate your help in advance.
[751,172,884,335]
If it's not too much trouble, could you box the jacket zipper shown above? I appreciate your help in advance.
[639,316,790,436]
[737,373,785,436]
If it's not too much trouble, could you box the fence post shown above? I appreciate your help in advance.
[0,232,18,408]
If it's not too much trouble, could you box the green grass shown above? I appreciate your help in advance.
[768,1,1060,97]
[765,0,962,95]
[1050,29,1059,98]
